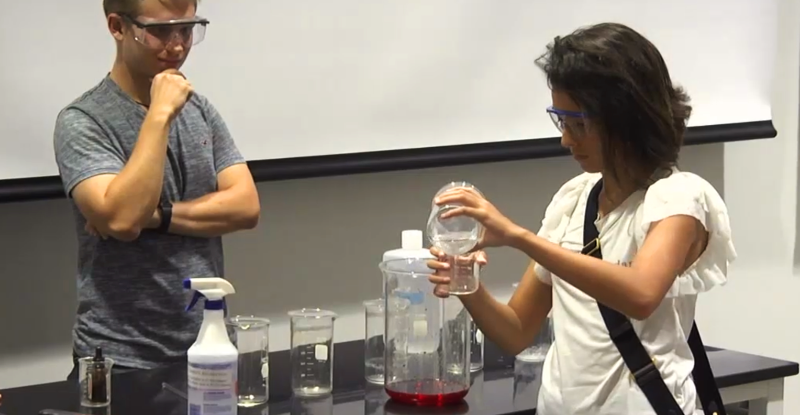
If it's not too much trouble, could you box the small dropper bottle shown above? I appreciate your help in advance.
[86,347,109,406]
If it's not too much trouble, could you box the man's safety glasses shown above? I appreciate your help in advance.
[122,14,210,49]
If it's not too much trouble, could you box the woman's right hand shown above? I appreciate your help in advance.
[426,247,488,298]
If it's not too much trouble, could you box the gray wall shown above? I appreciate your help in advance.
[0,143,723,387]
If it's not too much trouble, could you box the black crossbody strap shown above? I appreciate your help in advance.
[581,179,725,415]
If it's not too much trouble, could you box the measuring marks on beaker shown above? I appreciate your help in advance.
[288,308,337,397]
[291,334,333,396]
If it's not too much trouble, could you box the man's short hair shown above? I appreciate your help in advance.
[103,0,141,17]
[103,0,198,17]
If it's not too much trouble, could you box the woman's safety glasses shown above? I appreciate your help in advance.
[546,106,589,137]
[123,15,210,49]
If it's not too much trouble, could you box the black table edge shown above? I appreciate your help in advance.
[2,339,797,415]
[711,349,800,389]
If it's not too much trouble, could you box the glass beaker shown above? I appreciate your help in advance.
[512,283,553,362]
[78,348,113,408]
[364,299,385,385]
[427,182,484,295]
[469,315,483,372]
[445,254,481,296]
[288,308,337,397]
[381,258,471,406]
[227,315,270,407]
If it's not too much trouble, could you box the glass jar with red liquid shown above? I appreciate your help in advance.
[380,257,471,406]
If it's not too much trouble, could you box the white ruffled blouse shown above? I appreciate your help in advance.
[532,168,736,415]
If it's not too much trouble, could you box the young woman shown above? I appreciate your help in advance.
[427,23,736,415]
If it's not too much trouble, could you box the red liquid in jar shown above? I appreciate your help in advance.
[386,379,469,405]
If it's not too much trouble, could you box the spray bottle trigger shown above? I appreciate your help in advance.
[186,291,204,312]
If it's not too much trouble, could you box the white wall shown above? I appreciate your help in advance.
[1,2,799,414]
[693,0,800,413]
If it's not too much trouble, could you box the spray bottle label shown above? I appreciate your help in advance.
[188,361,238,415]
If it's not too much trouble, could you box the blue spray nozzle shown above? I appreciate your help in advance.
[185,291,228,316]
[186,291,204,312]
[184,278,233,316]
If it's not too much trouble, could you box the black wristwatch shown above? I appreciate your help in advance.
[156,200,173,233]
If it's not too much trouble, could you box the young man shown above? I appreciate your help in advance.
[53,0,260,377]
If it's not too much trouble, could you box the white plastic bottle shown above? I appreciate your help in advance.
[381,229,435,296]
[184,278,239,415]
[382,229,435,263]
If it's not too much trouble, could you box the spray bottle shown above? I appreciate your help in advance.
[184,277,238,415]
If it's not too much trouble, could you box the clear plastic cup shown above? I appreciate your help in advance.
[427,182,484,257]
[427,182,484,295]
[227,315,270,407]
[469,315,484,372]
[288,308,337,396]
[512,283,553,362]
[364,299,385,385]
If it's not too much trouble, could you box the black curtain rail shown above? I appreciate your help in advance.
[0,120,777,204]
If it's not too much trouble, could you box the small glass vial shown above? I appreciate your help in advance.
[79,347,114,408]
[363,299,385,385]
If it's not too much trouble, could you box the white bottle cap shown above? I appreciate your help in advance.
[401,230,424,250]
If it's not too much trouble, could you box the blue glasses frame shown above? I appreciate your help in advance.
[546,106,588,134]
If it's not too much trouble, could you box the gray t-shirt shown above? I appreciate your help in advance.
[53,75,246,369]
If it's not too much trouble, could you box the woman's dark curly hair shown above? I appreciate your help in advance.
[535,23,692,188]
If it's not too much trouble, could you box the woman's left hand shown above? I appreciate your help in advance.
[435,187,525,249]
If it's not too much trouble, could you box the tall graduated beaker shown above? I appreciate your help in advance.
[288,308,337,397]
[226,315,270,406]
[469,315,484,372]
[364,298,385,385]
[380,258,471,406]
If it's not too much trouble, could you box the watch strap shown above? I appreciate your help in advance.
[157,201,173,233]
